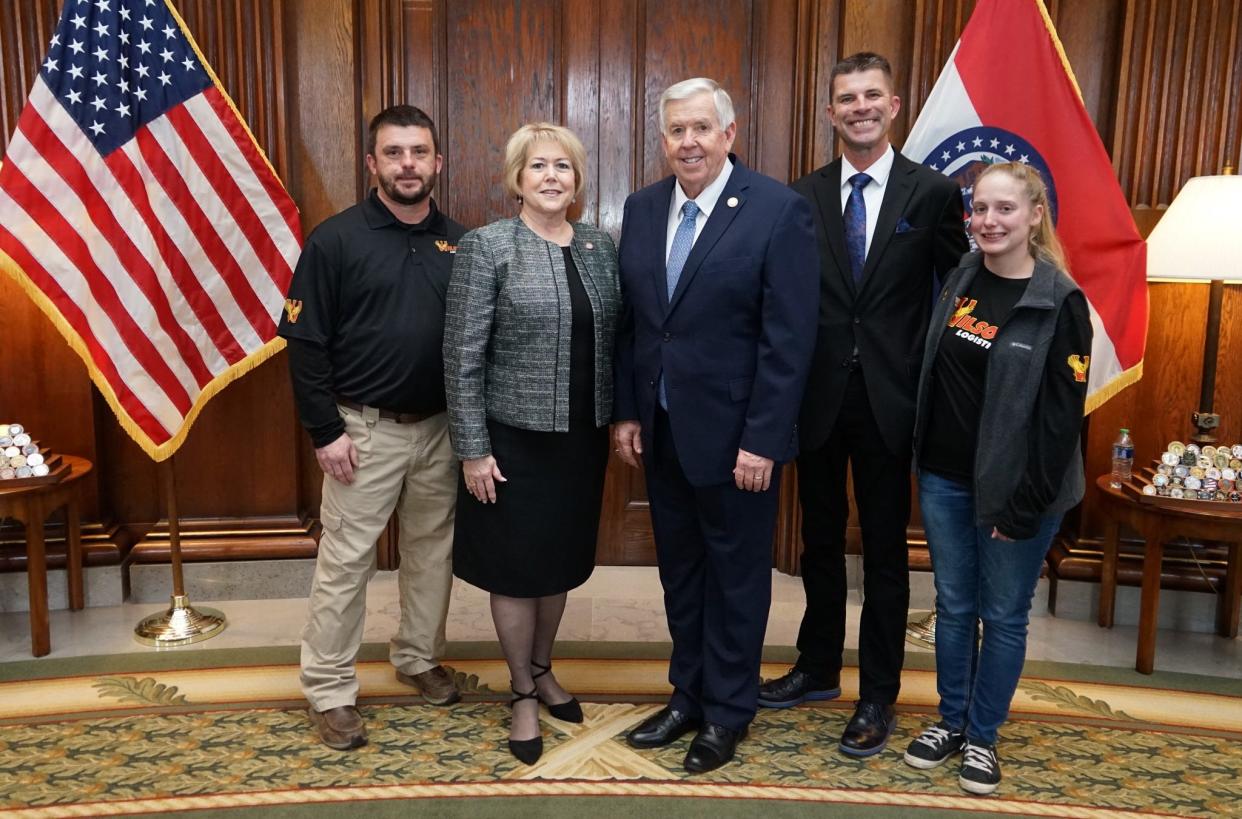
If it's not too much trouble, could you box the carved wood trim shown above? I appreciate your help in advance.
[356,0,449,208]
[0,522,124,570]
[1048,537,1233,594]
[906,0,973,132]
[0,0,59,156]
[126,515,320,563]
[771,464,802,574]
[1113,0,1242,206]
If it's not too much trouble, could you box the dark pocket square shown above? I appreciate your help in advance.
[895,217,914,233]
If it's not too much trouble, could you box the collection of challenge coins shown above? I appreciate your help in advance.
[1145,441,1242,502]
[0,423,50,481]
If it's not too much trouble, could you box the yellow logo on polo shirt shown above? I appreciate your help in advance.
[1067,354,1090,383]
[284,298,303,324]
[435,240,457,253]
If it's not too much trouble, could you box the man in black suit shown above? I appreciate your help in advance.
[758,53,968,757]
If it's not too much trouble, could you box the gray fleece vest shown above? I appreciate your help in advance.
[913,252,1086,528]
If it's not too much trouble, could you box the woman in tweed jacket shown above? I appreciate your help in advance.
[443,123,620,765]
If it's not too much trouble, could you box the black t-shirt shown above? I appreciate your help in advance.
[279,191,466,447]
[562,246,596,426]
[920,266,1030,480]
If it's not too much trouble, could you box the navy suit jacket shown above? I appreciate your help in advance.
[614,157,819,487]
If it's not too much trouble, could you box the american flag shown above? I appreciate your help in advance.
[0,0,302,460]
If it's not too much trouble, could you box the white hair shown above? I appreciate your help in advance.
[658,78,735,134]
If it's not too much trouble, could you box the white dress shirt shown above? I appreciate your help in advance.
[666,158,735,262]
[838,146,894,259]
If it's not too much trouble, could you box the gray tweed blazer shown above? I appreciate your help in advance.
[444,216,621,459]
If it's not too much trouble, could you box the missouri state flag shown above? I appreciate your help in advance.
[904,0,1147,413]
[0,0,302,460]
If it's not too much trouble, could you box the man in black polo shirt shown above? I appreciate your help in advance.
[279,105,466,751]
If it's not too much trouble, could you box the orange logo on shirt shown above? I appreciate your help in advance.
[947,297,997,339]
[284,298,303,324]
[1068,354,1090,382]
[435,240,457,253]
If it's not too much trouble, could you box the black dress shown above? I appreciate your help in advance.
[452,246,610,597]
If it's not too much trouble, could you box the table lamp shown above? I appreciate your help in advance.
[1145,165,1242,443]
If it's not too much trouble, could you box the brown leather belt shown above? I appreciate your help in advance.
[337,398,439,424]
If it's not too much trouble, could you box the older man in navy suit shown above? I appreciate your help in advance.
[613,77,818,774]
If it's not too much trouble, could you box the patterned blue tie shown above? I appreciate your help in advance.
[659,200,700,409]
[666,200,700,299]
[844,172,871,284]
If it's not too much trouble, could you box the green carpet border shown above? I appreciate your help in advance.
[2,640,1239,698]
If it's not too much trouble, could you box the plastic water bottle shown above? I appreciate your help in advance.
[1110,428,1134,488]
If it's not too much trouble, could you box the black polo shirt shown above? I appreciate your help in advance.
[279,190,466,448]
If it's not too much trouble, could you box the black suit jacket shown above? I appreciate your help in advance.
[791,151,968,456]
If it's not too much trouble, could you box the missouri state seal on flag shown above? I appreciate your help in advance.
[903,0,1147,413]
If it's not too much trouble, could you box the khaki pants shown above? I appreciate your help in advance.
[300,405,458,711]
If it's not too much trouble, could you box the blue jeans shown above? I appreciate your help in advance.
[918,470,1060,745]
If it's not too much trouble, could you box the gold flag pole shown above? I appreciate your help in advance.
[134,455,226,646]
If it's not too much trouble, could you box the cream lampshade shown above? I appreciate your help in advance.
[1145,168,1242,442]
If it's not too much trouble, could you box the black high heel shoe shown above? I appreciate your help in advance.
[508,684,543,765]
[531,660,583,723]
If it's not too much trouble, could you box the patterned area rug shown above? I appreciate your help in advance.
[1,643,1240,818]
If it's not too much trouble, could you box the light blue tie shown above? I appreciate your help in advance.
[659,200,700,409]
[666,200,700,298]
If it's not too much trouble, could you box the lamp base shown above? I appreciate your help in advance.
[134,594,226,647]
[1191,411,1220,445]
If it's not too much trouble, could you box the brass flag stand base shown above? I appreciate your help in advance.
[134,457,226,647]
[134,593,226,646]
[906,610,937,649]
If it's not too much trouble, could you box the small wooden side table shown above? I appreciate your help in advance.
[1094,475,1242,674]
[0,456,93,657]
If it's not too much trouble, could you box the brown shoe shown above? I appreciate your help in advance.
[396,664,461,705]
[308,705,367,750]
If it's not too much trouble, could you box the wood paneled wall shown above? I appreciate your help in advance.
[1114,0,1242,207]
[1,1,1240,582]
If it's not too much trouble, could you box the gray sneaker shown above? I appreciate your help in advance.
[959,740,1001,795]
[904,721,965,769]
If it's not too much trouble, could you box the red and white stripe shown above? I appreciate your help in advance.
[0,76,301,447]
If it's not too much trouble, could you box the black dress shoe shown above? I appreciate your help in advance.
[684,723,746,773]
[531,660,583,723]
[839,701,897,757]
[757,669,841,709]
[626,706,701,749]
[508,685,543,765]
